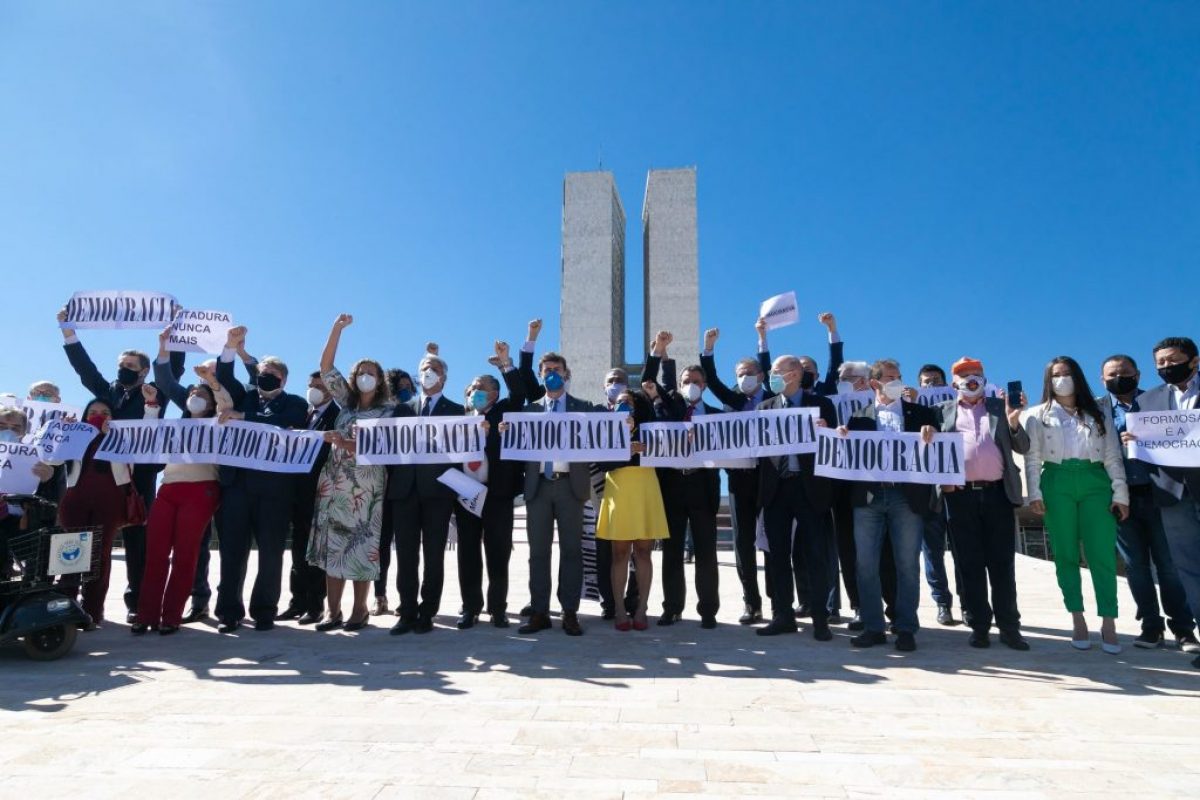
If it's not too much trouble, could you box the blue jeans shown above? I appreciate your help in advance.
[1160,493,1200,639]
[921,511,954,607]
[1118,488,1194,637]
[854,488,924,635]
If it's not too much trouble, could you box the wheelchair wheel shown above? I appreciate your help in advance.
[23,623,78,661]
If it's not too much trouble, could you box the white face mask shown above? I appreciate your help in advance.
[355,373,377,393]
[306,387,326,406]
[420,369,440,390]
[881,380,906,402]
[737,374,760,395]
[604,383,627,403]
[683,383,703,403]
[185,394,209,415]
[955,374,986,399]
[836,381,856,395]
[1051,375,1075,397]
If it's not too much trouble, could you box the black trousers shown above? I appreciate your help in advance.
[215,483,291,623]
[122,469,157,611]
[661,472,720,618]
[831,487,860,610]
[286,484,326,615]
[454,493,514,616]
[391,494,454,621]
[376,502,394,599]
[945,485,1021,632]
[191,522,213,607]
[727,478,764,610]
[762,478,832,624]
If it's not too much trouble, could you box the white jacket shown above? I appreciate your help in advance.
[1022,401,1128,505]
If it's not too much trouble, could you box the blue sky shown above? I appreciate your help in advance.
[2,3,1197,408]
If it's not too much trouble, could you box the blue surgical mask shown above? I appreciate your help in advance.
[397,388,414,403]
[768,374,786,394]
[31,394,53,403]
[544,372,565,392]
[469,390,490,410]
[0,429,19,443]
[615,402,631,413]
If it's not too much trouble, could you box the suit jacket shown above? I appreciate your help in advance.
[215,357,309,496]
[385,394,467,501]
[757,391,839,513]
[813,340,845,397]
[699,349,777,499]
[475,367,527,500]
[521,393,605,503]
[935,396,1030,507]
[641,353,722,512]
[1126,382,1199,505]
[847,399,939,515]
[297,400,341,495]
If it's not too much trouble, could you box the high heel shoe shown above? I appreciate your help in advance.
[614,618,632,632]
[632,616,649,632]
[159,624,179,636]
[1070,635,1092,650]
[315,614,344,632]
[344,612,370,632]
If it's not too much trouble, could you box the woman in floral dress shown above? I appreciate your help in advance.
[307,313,393,631]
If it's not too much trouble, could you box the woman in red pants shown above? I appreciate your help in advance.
[133,337,229,635]
[56,398,142,628]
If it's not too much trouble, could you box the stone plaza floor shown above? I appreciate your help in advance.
[2,531,1197,799]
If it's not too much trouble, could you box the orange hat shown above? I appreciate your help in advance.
[951,357,985,376]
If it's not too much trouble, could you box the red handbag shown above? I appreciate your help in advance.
[123,485,147,528]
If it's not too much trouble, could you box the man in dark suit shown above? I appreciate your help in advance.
[57,307,182,623]
[453,341,526,629]
[277,370,341,625]
[214,326,309,632]
[755,355,839,639]
[387,353,465,635]
[642,330,723,629]
[844,358,939,652]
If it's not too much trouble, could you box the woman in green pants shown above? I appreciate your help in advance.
[1024,356,1129,654]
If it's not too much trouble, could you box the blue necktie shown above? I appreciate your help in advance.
[543,397,557,479]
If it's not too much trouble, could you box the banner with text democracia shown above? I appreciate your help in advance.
[166,309,234,355]
[354,417,486,465]
[94,419,324,473]
[0,441,43,494]
[912,385,1003,408]
[814,427,966,485]
[60,290,182,330]
[1125,410,1200,468]
[500,412,631,462]
[639,407,819,468]
[829,390,875,426]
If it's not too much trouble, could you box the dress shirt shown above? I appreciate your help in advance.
[875,398,904,433]
[1170,372,1200,410]
[420,391,443,416]
[308,401,332,429]
[956,399,1004,482]
[1047,401,1088,460]
[544,393,569,475]
[1109,393,1150,486]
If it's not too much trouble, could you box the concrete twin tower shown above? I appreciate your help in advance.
[559,167,700,402]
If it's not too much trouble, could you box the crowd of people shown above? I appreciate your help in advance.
[3,308,1199,670]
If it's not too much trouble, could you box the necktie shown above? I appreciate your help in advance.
[784,398,800,474]
[308,409,319,429]
[543,397,557,479]
[685,404,695,422]
[422,397,432,417]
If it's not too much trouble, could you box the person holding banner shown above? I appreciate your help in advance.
[302,314,393,633]
[0,408,58,495]
[916,363,962,627]
[936,358,1030,650]
[133,351,230,636]
[843,359,939,652]
[375,368,416,614]
[214,329,309,633]
[1024,356,1129,654]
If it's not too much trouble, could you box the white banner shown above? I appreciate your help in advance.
[437,468,488,517]
[639,407,819,467]
[913,385,1002,407]
[813,427,966,485]
[47,531,94,576]
[166,309,234,355]
[0,397,83,438]
[94,418,325,473]
[29,420,99,463]
[829,390,876,426]
[759,290,799,330]
[500,412,630,462]
[0,441,43,494]
[1126,410,1200,468]
[60,290,181,330]
[354,417,486,465]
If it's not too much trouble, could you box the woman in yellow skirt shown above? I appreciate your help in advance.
[596,389,669,631]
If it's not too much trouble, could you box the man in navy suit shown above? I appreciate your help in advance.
[387,353,466,635]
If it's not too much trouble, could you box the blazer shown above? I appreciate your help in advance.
[1119,382,1199,505]
[298,400,341,495]
[813,340,845,396]
[935,396,1030,507]
[215,358,309,496]
[385,394,467,501]
[847,399,940,515]
[1022,401,1129,506]
[474,367,527,501]
[757,391,839,513]
[521,393,606,503]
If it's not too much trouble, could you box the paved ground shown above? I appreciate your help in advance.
[2,533,1197,799]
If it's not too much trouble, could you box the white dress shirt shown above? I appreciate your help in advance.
[875,398,904,432]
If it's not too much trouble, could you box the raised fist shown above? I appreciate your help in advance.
[425,342,439,356]
[226,325,248,349]
[527,319,543,341]
[141,383,159,403]
[334,313,353,329]
[755,317,767,337]
[818,312,837,331]
[703,327,719,349]
[494,340,510,362]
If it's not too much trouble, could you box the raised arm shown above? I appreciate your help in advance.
[321,314,352,374]
[817,312,843,394]
[216,325,249,406]
[520,318,545,403]
[58,308,111,398]
[493,340,526,408]
[153,326,190,412]
[700,326,742,408]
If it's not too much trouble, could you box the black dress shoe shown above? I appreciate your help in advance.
[700,615,717,630]
[657,612,682,627]
[561,611,583,636]
[969,629,991,648]
[159,624,179,636]
[888,622,898,634]
[182,605,209,624]
[847,612,865,632]
[895,632,917,652]
[936,604,957,626]
[794,603,812,619]
[276,606,302,622]
[999,630,1030,651]
[413,617,434,634]
[217,618,240,634]
[316,615,344,632]
[1191,654,1200,669]
[343,614,370,632]
[962,608,975,628]
[130,622,150,636]
[518,613,552,634]
[812,622,833,641]
[254,619,275,632]
[756,617,798,637]
[492,612,510,628]
[297,612,321,625]
[125,611,138,624]
[601,606,616,621]
[456,612,479,630]
[739,606,762,625]
[519,604,535,617]
[850,631,887,647]
[390,617,415,636]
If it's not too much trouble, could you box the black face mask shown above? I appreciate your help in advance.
[1157,361,1194,387]
[117,366,141,387]
[1104,375,1138,396]
[800,371,816,390]
[257,373,282,392]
